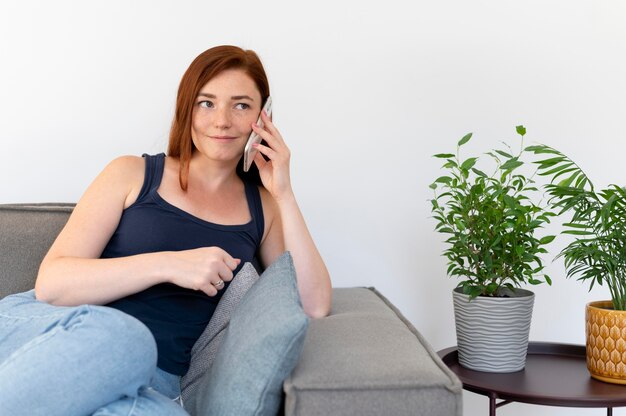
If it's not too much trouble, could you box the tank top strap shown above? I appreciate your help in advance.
[135,153,166,203]
[244,181,265,240]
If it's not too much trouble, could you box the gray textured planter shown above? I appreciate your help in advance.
[452,287,534,373]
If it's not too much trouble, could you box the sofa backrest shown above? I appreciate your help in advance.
[0,203,74,299]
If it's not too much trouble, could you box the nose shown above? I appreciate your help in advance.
[213,106,232,129]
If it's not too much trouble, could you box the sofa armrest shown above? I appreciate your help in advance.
[0,204,74,299]
[283,287,462,416]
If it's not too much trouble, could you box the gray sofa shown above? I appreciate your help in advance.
[0,203,462,416]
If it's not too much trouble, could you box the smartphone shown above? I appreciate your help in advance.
[243,96,273,172]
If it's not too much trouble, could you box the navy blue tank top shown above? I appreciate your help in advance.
[103,153,264,375]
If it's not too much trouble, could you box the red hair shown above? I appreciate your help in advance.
[167,45,270,190]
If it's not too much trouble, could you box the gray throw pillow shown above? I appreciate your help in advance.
[189,251,309,416]
[181,262,260,404]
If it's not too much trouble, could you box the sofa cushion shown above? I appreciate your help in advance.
[0,204,74,299]
[283,287,463,416]
[189,251,309,416]
[180,262,259,404]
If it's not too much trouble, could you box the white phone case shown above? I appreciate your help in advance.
[243,97,273,172]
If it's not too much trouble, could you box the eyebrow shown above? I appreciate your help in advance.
[197,93,255,101]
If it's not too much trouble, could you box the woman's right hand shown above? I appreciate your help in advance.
[167,247,240,296]
[35,156,241,306]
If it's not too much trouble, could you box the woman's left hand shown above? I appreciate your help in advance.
[252,111,332,318]
[250,110,294,201]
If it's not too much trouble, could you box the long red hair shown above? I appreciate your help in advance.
[167,45,270,190]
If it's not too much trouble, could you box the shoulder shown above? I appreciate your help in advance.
[98,155,145,208]
[104,155,145,175]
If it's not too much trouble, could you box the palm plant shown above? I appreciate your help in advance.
[530,145,626,310]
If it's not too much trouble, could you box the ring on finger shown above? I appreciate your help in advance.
[212,280,224,288]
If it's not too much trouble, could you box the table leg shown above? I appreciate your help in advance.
[488,396,514,416]
[607,407,612,416]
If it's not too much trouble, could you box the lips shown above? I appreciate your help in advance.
[209,135,238,141]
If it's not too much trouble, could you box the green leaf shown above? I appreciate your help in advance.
[538,163,574,177]
[434,176,453,184]
[562,222,590,228]
[539,235,556,244]
[557,172,580,188]
[466,286,483,299]
[495,150,513,158]
[575,176,588,190]
[461,157,478,170]
[535,157,567,170]
[433,153,455,159]
[562,230,594,235]
[516,125,527,136]
[458,133,472,147]
[503,195,517,209]
[551,167,579,183]
[486,282,499,294]
[471,168,488,177]
[501,158,523,170]
[484,254,492,269]
[429,183,437,190]
[526,145,560,155]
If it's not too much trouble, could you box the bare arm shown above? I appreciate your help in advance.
[259,191,332,318]
[251,112,332,318]
[36,156,238,306]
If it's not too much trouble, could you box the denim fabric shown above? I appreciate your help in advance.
[191,252,309,416]
[0,290,188,416]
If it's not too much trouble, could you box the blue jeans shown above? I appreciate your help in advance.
[0,290,189,416]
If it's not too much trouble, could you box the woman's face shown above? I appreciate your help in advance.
[191,68,263,163]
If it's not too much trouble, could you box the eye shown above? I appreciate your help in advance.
[198,101,214,108]
[234,103,251,110]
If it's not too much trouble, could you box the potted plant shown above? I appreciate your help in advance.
[531,144,626,384]
[429,126,556,372]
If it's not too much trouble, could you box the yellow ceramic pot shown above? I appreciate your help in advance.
[586,300,626,384]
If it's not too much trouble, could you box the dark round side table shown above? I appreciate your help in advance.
[438,342,626,416]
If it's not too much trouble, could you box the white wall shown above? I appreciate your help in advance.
[2,1,625,414]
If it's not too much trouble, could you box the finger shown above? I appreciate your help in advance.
[253,151,269,170]
[260,111,283,141]
[200,284,218,297]
[251,122,275,145]
[259,121,285,149]
[251,123,284,151]
[252,142,278,161]
[212,279,226,290]
[215,259,235,282]
[220,250,240,270]
[218,266,234,283]
[214,247,238,268]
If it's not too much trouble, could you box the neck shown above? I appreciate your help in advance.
[188,152,241,191]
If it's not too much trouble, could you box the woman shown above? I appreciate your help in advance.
[0,45,331,415]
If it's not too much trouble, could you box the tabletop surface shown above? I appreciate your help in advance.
[438,342,626,408]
